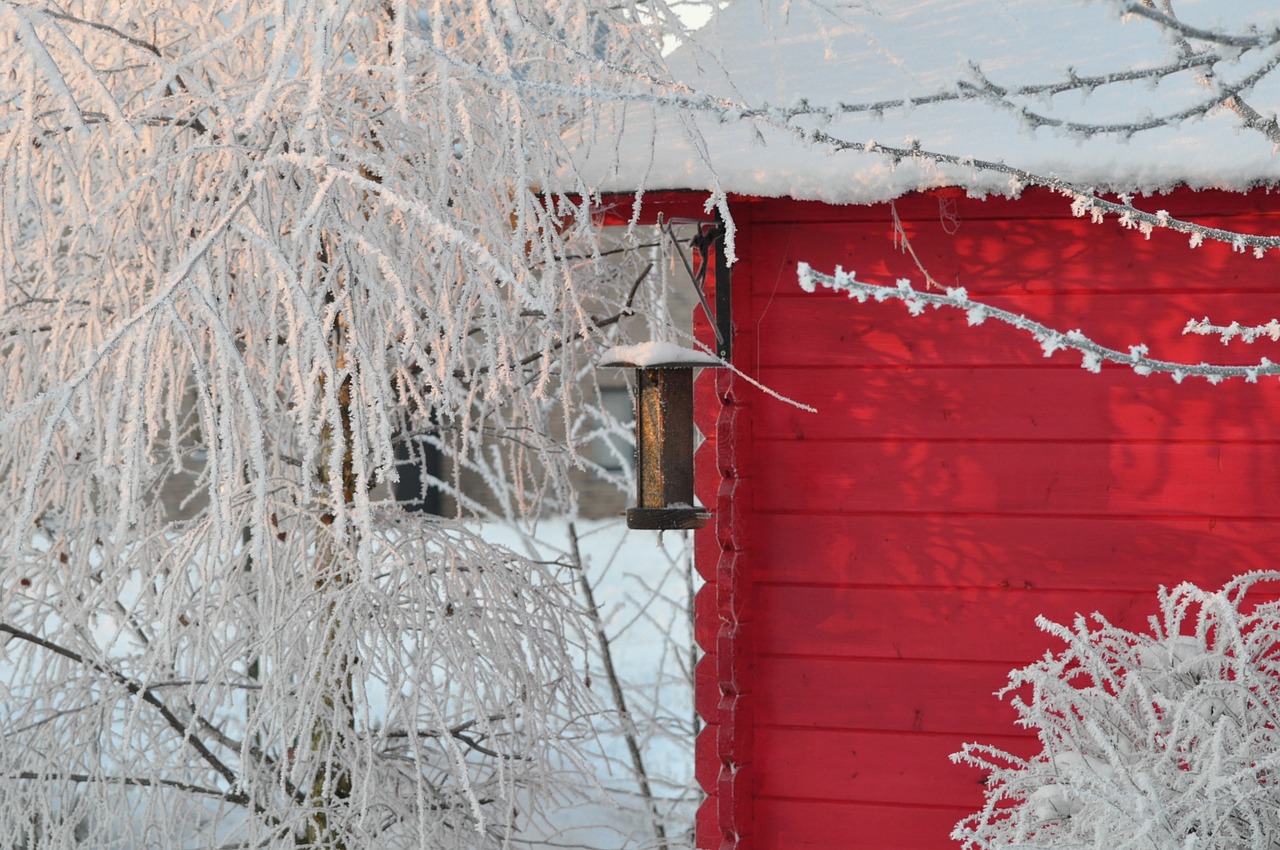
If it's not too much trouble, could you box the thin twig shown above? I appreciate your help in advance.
[7,770,246,804]
[452,262,652,381]
[568,522,668,850]
[0,623,260,814]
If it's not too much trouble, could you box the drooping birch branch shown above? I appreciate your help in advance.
[0,623,246,802]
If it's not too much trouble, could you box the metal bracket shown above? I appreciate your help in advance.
[659,215,732,362]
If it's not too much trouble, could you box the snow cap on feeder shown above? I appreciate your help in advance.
[600,342,725,531]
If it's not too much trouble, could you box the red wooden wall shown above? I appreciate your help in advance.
[692,187,1280,850]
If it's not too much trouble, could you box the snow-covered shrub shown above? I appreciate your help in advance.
[953,573,1280,850]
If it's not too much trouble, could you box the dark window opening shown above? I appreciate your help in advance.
[392,435,445,516]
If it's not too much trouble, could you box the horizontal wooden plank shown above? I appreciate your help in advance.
[754,586,1160,662]
[747,290,1280,368]
[748,514,1279,590]
[753,797,973,850]
[735,186,1280,226]
[754,727,1035,806]
[755,366,1280,443]
[741,193,1280,300]
[754,657,1025,735]
[754,439,1280,517]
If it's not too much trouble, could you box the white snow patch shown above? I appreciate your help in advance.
[601,341,723,367]
[562,0,1280,204]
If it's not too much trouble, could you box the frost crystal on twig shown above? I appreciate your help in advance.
[953,573,1280,850]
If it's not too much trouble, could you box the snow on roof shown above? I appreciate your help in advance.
[599,341,724,368]
[565,0,1280,204]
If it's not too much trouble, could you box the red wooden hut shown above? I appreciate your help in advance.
[573,2,1280,848]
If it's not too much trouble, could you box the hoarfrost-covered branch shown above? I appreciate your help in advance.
[8,772,245,804]
[0,622,245,797]
[960,49,1280,141]
[1184,316,1280,343]
[1110,0,1280,48]
[953,573,1280,850]
[798,263,1280,384]
[766,134,1280,255]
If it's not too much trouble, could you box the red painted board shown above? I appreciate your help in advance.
[696,723,722,794]
[694,521,721,584]
[753,586,1161,662]
[753,656,1024,735]
[742,203,1280,298]
[718,756,753,842]
[748,291,1280,369]
[753,728,1036,807]
[695,436,719,501]
[695,651,720,721]
[594,191,714,226]
[755,366,1280,443]
[694,582,719,652]
[696,794,720,850]
[750,514,1279,591]
[735,187,1280,226]
[753,798,974,850]
[753,439,1280,518]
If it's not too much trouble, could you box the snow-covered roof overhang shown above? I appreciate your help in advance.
[562,0,1280,205]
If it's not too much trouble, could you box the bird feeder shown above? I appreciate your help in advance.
[602,342,725,530]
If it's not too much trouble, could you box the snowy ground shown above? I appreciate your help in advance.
[475,518,700,849]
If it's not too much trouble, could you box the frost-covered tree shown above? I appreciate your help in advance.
[0,1,708,847]
[951,575,1280,850]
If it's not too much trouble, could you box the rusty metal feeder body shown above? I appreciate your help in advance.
[602,349,724,530]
